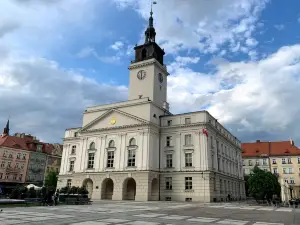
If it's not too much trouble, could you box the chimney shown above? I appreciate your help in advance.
[256,140,260,143]
[290,138,294,146]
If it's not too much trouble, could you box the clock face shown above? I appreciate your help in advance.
[137,70,146,80]
[158,73,163,83]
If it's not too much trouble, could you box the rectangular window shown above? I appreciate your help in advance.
[185,118,191,124]
[249,160,253,166]
[0,173,2,179]
[127,150,136,167]
[272,159,276,164]
[166,154,173,168]
[13,175,17,180]
[185,177,192,190]
[8,153,13,158]
[0,161,5,168]
[167,120,172,126]
[185,153,193,167]
[3,151,7,157]
[67,179,72,188]
[22,154,26,160]
[273,168,278,174]
[74,132,78,137]
[290,177,295,184]
[282,158,286,164]
[263,159,267,165]
[288,158,292,164]
[242,160,245,166]
[7,162,11,168]
[165,177,172,190]
[289,168,293,174]
[185,198,192,202]
[256,160,259,166]
[107,151,114,168]
[220,179,223,193]
[19,174,23,180]
[166,136,172,147]
[283,168,287,174]
[184,134,192,146]
[16,153,21,159]
[165,197,171,201]
[298,158,300,164]
[69,161,74,172]
[87,153,94,169]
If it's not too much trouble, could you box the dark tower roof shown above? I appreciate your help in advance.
[132,5,165,66]
[2,119,10,136]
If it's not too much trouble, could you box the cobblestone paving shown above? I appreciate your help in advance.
[0,201,297,225]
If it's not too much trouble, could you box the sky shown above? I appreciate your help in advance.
[1,0,300,145]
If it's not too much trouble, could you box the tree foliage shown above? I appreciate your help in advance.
[44,171,58,188]
[247,166,281,201]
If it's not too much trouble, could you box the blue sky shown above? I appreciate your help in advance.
[1,0,300,145]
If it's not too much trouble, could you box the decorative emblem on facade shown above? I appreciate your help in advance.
[110,117,116,125]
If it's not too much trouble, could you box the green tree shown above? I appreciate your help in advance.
[247,166,281,202]
[44,171,58,189]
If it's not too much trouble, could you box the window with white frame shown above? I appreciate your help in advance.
[7,162,11,168]
[67,179,72,187]
[127,149,136,167]
[166,154,173,168]
[107,151,114,168]
[282,158,286,164]
[185,177,192,190]
[185,118,191,124]
[69,160,75,172]
[22,154,26,160]
[0,161,5,168]
[36,145,42,152]
[288,168,293,174]
[184,134,192,146]
[272,159,276,164]
[273,168,278,174]
[255,160,259,166]
[167,120,172,126]
[263,159,267,165]
[71,145,76,154]
[284,178,288,183]
[298,158,300,164]
[249,160,253,166]
[290,177,295,184]
[17,153,21,159]
[283,168,287,174]
[166,136,172,146]
[87,153,94,169]
[129,138,136,146]
[185,153,193,167]
[165,177,172,190]
[74,132,78,137]
[288,158,292,164]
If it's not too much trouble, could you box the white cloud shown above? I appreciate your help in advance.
[298,17,300,23]
[0,56,127,143]
[76,47,121,64]
[111,41,124,50]
[245,38,258,47]
[274,24,285,31]
[113,0,268,55]
[167,44,300,143]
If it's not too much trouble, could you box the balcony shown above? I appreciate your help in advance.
[5,167,20,173]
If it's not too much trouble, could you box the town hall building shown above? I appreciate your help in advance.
[58,9,246,202]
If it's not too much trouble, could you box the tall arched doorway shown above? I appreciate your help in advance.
[82,178,93,198]
[150,178,159,201]
[101,178,114,200]
[122,178,136,200]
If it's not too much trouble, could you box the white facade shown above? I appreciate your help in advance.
[58,13,246,202]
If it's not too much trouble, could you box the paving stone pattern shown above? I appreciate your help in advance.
[0,201,296,225]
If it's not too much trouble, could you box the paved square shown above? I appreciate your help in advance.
[0,201,298,225]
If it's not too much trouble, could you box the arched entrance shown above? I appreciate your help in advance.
[150,178,159,201]
[122,178,136,200]
[101,178,114,200]
[82,178,93,198]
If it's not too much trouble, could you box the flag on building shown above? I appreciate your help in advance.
[202,128,208,137]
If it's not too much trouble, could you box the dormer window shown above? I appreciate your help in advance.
[36,145,43,152]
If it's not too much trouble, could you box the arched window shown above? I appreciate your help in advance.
[108,140,115,148]
[89,142,95,150]
[129,138,136,146]
[141,48,147,59]
[71,145,76,154]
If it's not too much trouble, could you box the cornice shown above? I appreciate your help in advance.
[128,58,169,75]
[81,123,151,134]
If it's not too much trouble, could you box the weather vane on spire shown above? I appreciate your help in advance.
[151,1,157,16]
[145,1,157,43]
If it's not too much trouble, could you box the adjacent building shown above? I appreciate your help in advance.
[0,121,63,192]
[58,10,246,202]
[242,139,300,200]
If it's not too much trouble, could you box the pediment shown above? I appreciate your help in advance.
[81,109,149,132]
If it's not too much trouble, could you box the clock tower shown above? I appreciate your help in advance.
[128,8,169,110]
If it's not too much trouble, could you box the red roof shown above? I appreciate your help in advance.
[0,134,61,155]
[242,140,300,157]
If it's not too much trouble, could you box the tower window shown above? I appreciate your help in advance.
[141,49,147,59]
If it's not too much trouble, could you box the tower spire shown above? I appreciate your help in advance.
[145,1,157,43]
[2,119,10,137]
